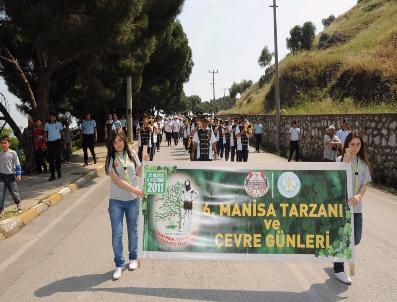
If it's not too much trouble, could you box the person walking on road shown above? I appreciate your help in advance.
[223,120,231,161]
[337,119,351,146]
[21,117,36,175]
[33,119,47,173]
[120,115,127,136]
[323,125,341,162]
[44,111,63,181]
[333,131,372,285]
[106,130,145,280]
[253,119,263,153]
[0,135,23,215]
[191,117,217,161]
[112,114,122,131]
[80,112,97,166]
[288,120,301,162]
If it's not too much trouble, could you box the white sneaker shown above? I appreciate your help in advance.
[334,271,352,284]
[113,267,123,280]
[128,260,138,271]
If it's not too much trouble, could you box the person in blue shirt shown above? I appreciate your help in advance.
[112,115,122,131]
[44,111,64,181]
[80,112,97,166]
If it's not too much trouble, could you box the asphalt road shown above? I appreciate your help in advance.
[0,142,396,302]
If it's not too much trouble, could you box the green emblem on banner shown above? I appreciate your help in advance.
[144,171,167,194]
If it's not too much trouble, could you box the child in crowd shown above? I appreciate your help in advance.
[0,135,23,215]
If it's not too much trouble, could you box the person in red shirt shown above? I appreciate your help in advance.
[34,119,47,173]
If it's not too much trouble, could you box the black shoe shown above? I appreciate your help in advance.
[93,157,97,164]
[48,175,56,181]
[57,171,62,179]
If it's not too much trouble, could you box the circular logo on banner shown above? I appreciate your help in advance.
[244,171,269,198]
[277,172,301,198]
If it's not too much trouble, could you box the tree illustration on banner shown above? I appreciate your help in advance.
[155,181,184,230]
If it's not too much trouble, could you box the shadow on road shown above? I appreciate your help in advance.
[34,268,349,302]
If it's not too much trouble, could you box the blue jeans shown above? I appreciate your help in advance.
[0,173,21,210]
[334,213,362,273]
[108,198,140,267]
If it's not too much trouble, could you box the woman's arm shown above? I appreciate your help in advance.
[348,184,367,207]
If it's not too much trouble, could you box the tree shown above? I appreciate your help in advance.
[258,46,273,69]
[229,80,253,100]
[301,22,316,50]
[138,20,193,114]
[0,1,149,120]
[322,15,336,28]
[0,0,186,124]
[286,25,302,52]
[286,22,316,52]
[185,95,202,114]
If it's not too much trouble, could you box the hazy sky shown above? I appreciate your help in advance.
[1,0,356,128]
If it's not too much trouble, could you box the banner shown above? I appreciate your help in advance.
[140,162,354,262]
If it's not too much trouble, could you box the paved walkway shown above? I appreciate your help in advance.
[1,145,109,216]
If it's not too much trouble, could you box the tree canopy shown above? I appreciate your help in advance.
[0,0,191,135]
[258,46,273,69]
[286,22,316,52]
[229,80,253,100]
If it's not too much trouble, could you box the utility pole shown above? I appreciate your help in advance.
[209,70,218,101]
[126,76,133,142]
[222,88,228,98]
[270,0,281,152]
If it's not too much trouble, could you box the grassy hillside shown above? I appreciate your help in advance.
[225,0,397,115]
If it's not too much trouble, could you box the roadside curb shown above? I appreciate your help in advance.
[0,164,104,240]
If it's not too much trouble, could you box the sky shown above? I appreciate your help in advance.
[1,0,357,128]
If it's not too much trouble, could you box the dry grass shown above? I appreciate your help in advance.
[233,0,397,114]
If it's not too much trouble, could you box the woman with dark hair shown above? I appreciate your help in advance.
[22,117,36,174]
[105,131,145,280]
[333,131,372,285]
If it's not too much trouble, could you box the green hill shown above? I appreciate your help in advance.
[226,0,397,115]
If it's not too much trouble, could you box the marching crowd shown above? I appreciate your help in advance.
[0,111,371,285]
[134,114,256,163]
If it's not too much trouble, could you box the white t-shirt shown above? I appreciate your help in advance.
[324,134,341,161]
[183,126,191,138]
[336,156,372,213]
[164,121,171,133]
[181,189,198,203]
[229,125,235,147]
[236,126,243,151]
[289,127,300,141]
[192,128,217,160]
[172,120,180,132]
[108,151,141,201]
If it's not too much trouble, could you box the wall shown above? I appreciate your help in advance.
[219,113,397,187]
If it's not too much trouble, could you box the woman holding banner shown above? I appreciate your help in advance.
[105,131,145,280]
[334,131,372,284]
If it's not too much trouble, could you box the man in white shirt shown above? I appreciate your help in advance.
[253,119,263,153]
[171,117,180,145]
[191,118,217,161]
[288,120,301,162]
[336,119,351,146]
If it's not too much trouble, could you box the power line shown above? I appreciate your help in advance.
[209,70,219,102]
[270,0,281,152]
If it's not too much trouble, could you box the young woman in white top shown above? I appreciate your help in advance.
[106,131,145,280]
[334,131,372,285]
